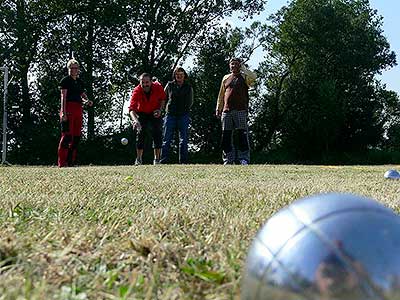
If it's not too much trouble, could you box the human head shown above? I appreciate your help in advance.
[315,242,360,298]
[139,73,152,93]
[229,57,241,74]
[67,59,80,76]
[173,67,188,84]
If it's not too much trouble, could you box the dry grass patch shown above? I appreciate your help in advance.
[1,164,400,299]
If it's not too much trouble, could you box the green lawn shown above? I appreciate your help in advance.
[1,164,399,299]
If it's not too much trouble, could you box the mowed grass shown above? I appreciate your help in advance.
[1,164,400,300]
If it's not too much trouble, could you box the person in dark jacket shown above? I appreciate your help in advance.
[160,67,193,164]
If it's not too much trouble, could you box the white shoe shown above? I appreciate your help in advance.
[135,158,142,166]
[153,159,161,165]
[240,159,249,165]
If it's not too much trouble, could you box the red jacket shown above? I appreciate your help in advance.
[128,81,166,114]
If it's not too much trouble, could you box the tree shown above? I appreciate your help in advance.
[110,0,266,161]
[114,0,264,80]
[378,87,400,151]
[1,0,265,164]
[0,0,132,162]
[253,0,397,159]
[189,24,263,158]
[0,0,67,162]
[189,27,235,157]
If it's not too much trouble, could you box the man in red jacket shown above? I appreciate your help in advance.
[129,73,166,165]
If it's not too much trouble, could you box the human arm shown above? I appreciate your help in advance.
[128,88,141,130]
[81,92,93,107]
[160,82,171,115]
[162,82,170,112]
[216,77,226,117]
[60,89,68,121]
[156,95,165,118]
[154,84,167,118]
[241,65,257,87]
[189,86,194,109]
[129,110,141,131]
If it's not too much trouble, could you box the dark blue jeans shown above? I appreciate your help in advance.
[161,114,190,164]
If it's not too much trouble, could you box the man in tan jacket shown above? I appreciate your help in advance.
[216,58,257,165]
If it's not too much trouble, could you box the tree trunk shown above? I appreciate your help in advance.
[16,0,33,135]
[85,5,95,140]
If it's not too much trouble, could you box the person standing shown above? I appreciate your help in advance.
[216,58,257,165]
[58,59,93,167]
[160,67,193,164]
[129,73,166,165]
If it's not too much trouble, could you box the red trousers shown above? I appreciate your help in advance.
[57,102,83,167]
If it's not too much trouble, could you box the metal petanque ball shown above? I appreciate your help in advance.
[121,137,128,145]
[242,193,400,300]
[384,169,400,179]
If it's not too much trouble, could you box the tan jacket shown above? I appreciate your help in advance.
[216,66,257,112]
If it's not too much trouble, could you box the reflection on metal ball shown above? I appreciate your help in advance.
[242,193,400,300]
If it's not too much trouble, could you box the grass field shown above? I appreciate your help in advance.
[1,164,400,300]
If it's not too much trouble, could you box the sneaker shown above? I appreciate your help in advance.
[153,159,161,165]
[240,159,249,165]
[135,158,142,166]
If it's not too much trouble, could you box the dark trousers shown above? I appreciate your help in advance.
[136,112,163,149]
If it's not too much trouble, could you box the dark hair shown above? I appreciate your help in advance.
[139,73,152,81]
[172,67,188,80]
[229,57,242,64]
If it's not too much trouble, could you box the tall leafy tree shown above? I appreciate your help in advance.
[115,0,264,80]
[189,27,236,156]
[1,0,266,164]
[253,0,397,159]
[0,0,131,162]
[189,24,263,157]
[110,0,266,156]
[0,0,66,162]
[36,0,131,139]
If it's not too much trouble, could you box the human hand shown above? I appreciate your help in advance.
[83,99,93,107]
[153,109,161,118]
[240,64,249,71]
[215,110,222,118]
[133,120,142,131]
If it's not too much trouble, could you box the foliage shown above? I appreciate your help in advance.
[0,0,265,164]
[253,0,398,159]
[189,27,235,155]
[0,0,66,160]
[189,24,264,155]
[1,0,400,164]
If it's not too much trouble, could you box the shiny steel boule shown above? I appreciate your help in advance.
[384,169,400,179]
[121,137,128,145]
[242,193,400,300]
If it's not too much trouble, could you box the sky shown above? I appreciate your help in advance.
[228,0,400,94]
